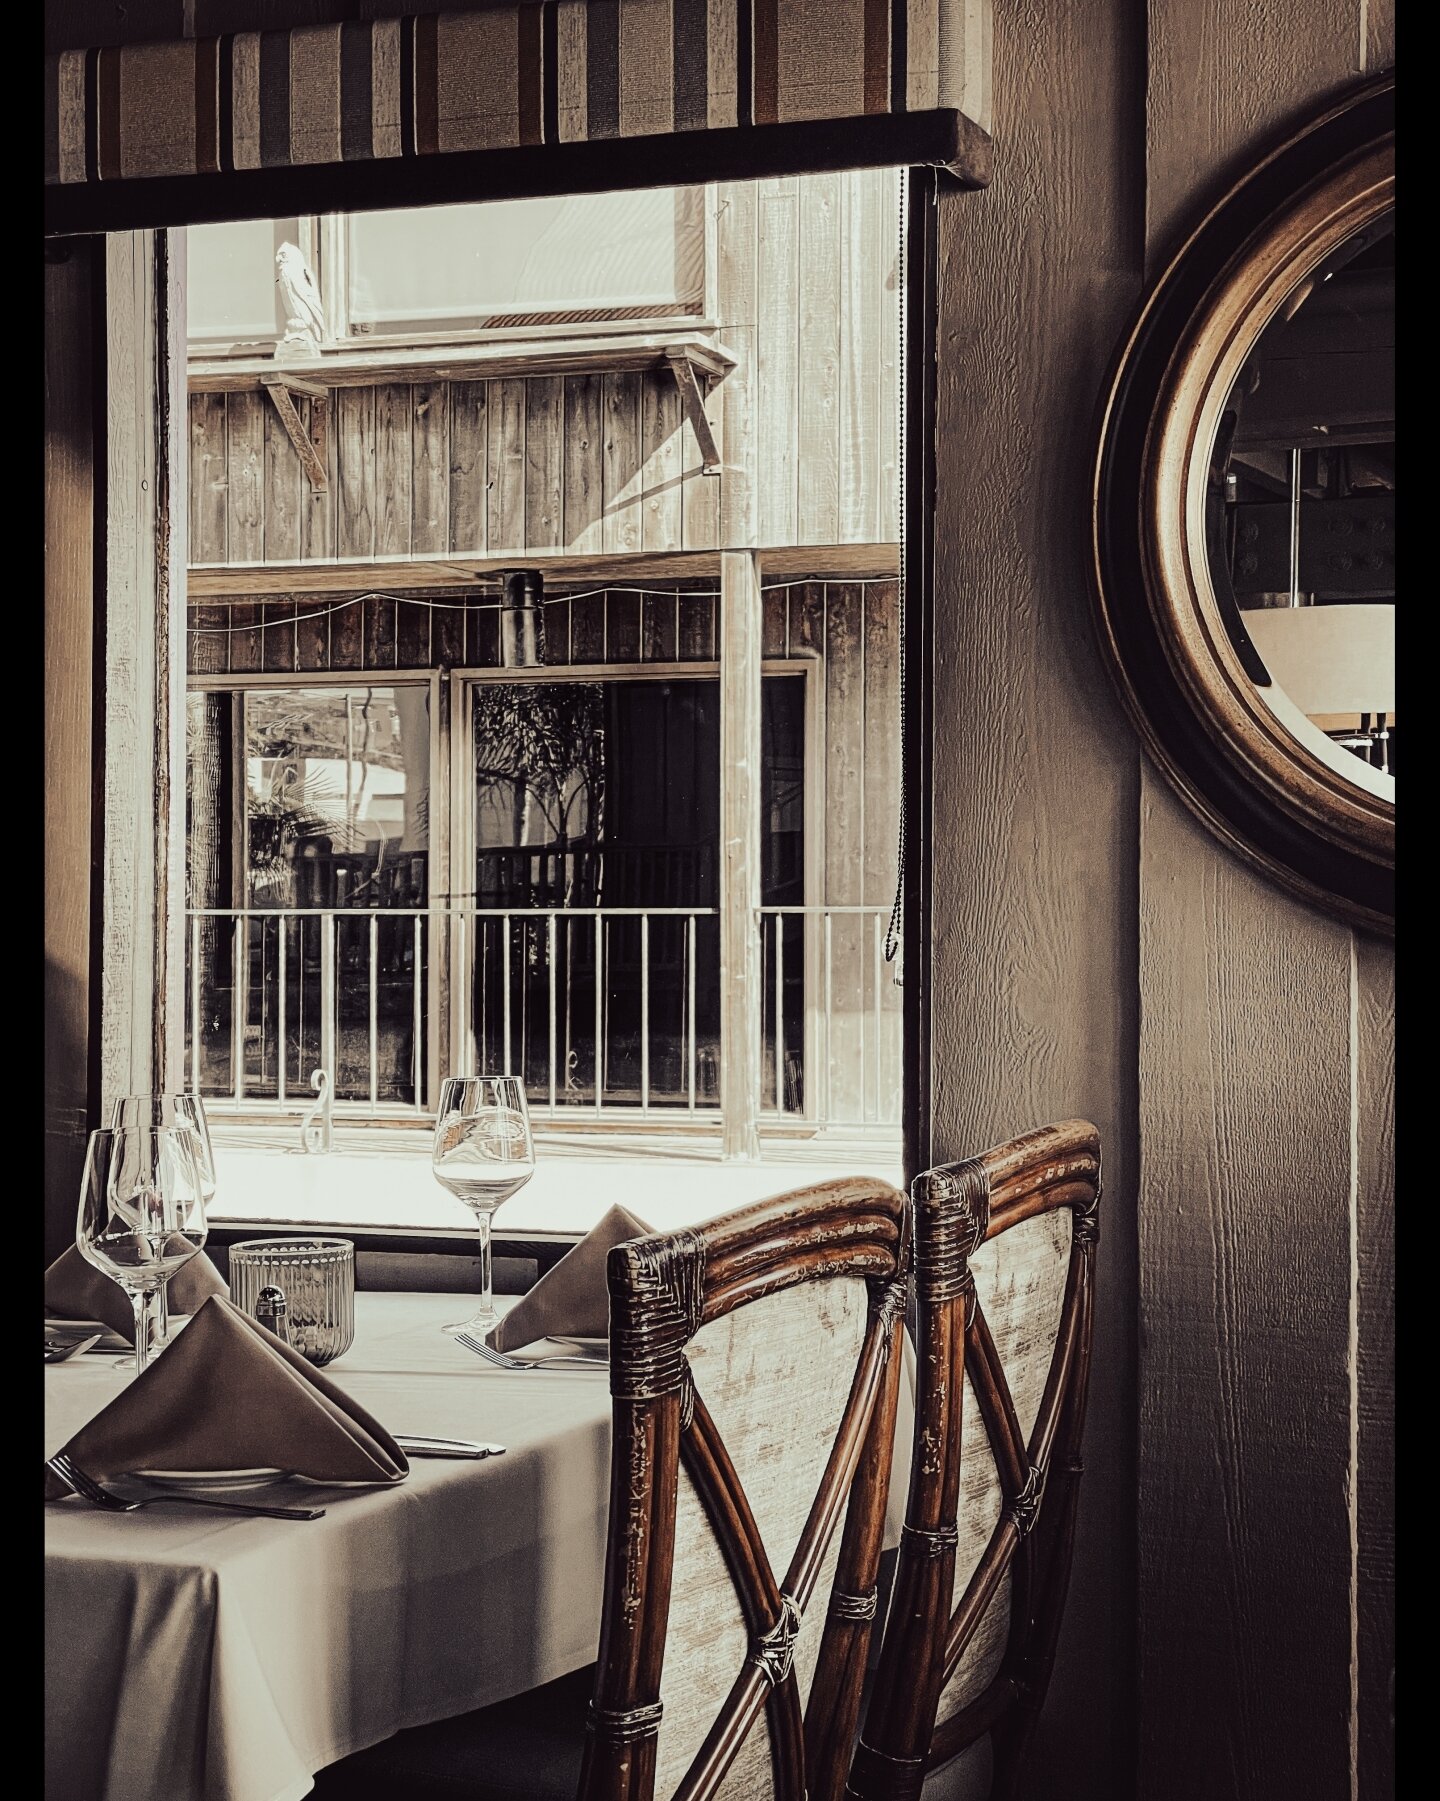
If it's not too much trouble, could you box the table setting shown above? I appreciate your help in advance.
[44,1074,913,1801]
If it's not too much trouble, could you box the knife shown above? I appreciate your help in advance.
[394,1436,506,1459]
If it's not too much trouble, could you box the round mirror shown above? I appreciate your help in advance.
[1093,74,1394,932]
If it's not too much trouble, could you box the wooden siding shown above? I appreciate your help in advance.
[187,169,901,573]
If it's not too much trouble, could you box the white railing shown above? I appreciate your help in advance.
[185,902,900,1131]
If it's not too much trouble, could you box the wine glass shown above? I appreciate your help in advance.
[77,1125,209,1374]
[110,1094,218,1349]
[431,1075,534,1338]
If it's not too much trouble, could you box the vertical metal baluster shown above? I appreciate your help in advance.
[368,914,379,1113]
[775,913,785,1113]
[189,914,201,1098]
[502,914,512,1074]
[457,912,469,1077]
[823,912,833,1129]
[277,915,287,1109]
[873,910,883,1127]
[640,914,650,1115]
[232,915,246,1106]
[687,914,697,1113]
[320,913,336,1103]
[594,913,604,1115]
[412,915,423,1111]
[548,913,558,1115]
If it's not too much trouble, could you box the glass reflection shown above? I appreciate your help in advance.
[1208,211,1395,788]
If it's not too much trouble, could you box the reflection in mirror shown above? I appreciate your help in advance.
[1208,210,1395,794]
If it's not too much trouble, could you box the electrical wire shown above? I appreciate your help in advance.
[186,574,901,634]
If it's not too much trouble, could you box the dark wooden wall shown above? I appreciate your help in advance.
[44,243,102,1267]
[930,3,1393,1798]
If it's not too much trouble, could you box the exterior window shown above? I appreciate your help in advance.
[185,684,431,1108]
[186,218,301,352]
[347,188,706,335]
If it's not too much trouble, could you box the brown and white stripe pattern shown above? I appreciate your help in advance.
[44,0,961,186]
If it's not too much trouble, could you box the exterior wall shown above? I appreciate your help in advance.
[187,169,900,569]
[188,577,901,918]
[930,3,1393,1797]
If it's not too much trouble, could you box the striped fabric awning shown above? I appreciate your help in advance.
[45,2,991,229]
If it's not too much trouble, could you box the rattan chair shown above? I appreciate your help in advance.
[846,1122,1101,1801]
[312,1175,910,1801]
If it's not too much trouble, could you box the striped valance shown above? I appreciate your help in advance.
[45,2,990,226]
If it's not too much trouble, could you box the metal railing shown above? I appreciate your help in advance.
[184,902,900,1130]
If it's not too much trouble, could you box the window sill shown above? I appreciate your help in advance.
[187,326,733,394]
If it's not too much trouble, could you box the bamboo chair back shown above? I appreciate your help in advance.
[847,1121,1102,1801]
[578,1176,911,1801]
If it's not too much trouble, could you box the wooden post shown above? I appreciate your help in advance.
[101,230,189,1107]
[719,550,763,1160]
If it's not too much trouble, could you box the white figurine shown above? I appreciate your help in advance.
[275,241,325,352]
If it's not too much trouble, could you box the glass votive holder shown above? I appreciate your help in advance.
[228,1237,355,1366]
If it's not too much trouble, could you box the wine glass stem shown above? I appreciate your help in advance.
[475,1211,495,1328]
[131,1293,153,1373]
[155,1284,171,1349]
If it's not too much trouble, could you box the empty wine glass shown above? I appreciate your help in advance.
[77,1125,209,1374]
[431,1075,534,1338]
[109,1094,217,1349]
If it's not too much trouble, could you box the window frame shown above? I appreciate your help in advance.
[187,186,718,368]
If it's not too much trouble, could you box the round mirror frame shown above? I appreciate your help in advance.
[1093,73,1394,934]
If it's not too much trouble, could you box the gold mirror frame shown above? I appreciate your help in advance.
[1093,74,1394,933]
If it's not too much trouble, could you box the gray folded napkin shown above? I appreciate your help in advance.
[486,1203,652,1353]
[44,1294,408,1500]
[44,1242,228,1343]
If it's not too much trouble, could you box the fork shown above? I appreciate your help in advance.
[45,1453,325,1520]
[455,1333,607,1372]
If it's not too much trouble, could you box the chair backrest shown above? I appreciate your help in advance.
[847,1121,1102,1801]
[577,1176,911,1801]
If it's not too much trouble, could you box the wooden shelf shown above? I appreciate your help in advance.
[188,330,736,394]
[187,542,900,598]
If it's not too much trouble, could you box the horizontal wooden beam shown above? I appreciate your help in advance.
[187,541,900,597]
[189,332,736,395]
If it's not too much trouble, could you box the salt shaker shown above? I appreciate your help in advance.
[254,1285,290,1347]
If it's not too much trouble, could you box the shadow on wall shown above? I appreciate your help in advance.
[44,957,92,1267]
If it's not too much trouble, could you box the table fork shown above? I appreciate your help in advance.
[456,1333,607,1372]
[45,1453,325,1520]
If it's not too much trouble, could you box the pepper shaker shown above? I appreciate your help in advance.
[254,1285,290,1347]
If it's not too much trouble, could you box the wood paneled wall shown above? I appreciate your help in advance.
[929,2,1393,1797]
[187,169,900,570]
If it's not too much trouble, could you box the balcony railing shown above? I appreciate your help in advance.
[184,903,900,1132]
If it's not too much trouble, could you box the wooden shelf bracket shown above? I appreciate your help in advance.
[666,350,724,477]
[260,372,330,492]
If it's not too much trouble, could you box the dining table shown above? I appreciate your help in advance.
[45,1291,914,1801]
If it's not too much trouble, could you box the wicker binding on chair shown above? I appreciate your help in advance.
[578,1175,911,1801]
[847,1121,1102,1801]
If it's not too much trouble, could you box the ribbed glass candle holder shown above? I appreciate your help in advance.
[228,1237,355,1366]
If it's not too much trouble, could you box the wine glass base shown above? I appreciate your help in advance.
[442,1315,499,1338]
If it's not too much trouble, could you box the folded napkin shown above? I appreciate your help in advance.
[486,1203,653,1353]
[43,1294,407,1500]
[44,1242,228,1343]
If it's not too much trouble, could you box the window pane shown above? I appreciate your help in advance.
[186,218,300,348]
[346,188,705,332]
[185,686,431,1109]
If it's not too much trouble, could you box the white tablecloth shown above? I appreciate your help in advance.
[45,1293,913,1801]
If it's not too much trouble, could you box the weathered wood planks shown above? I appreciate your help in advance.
[187,170,904,577]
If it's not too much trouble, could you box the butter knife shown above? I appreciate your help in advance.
[395,1435,506,1459]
